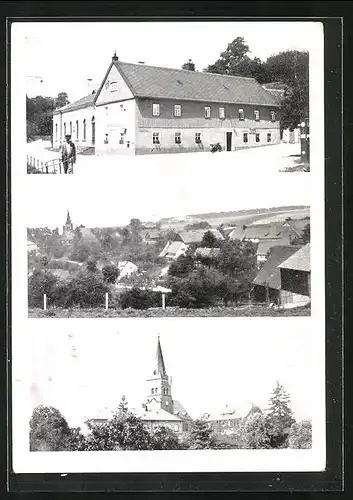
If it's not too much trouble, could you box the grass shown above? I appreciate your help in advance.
[28,304,311,318]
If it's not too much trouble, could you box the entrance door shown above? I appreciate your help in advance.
[226,132,232,151]
[91,117,95,145]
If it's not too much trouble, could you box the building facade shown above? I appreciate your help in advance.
[53,55,280,156]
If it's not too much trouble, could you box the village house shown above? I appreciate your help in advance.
[158,241,189,261]
[52,54,280,156]
[175,229,224,245]
[140,229,162,244]
[116,260,138,281]
[251,245,302,305]
[84,336,191,435]
[203,403,262,436]
[278,243,311,307]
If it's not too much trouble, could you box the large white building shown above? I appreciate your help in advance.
[52,54,281,156]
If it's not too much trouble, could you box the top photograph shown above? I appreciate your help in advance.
[24,21,310,174]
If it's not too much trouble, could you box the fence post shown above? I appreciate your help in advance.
[162,293,166,310]
[43,294,47,311]
[105,292,109,310]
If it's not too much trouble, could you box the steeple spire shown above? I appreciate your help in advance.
[66,210,72,225]
[155,335,166,376]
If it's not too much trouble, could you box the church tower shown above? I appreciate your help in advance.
[63,210,74,238]
[145,336,174,414]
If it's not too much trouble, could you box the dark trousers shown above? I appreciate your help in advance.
[62,159,73,174]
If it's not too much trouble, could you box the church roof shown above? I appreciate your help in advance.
[65,210,72,225]
[134,407,182,422]
[155,337,167,377]
[114,60,280,107]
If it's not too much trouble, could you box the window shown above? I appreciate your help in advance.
[238,108,244,120]
[255,133,260,143]
[254,109,260,121]
[83,119,86,140]
[243,132,248,143]
[175,132,181,144]
[76,120,79,140]
[55,123,58,141]
[110,81,117,92]
[267,133,272,143]
[174,424,179,432]
[152,103,160,116]
[219,107,225,119]
[174,104,182,117]
[151,388,154,395]
[155,388,158,393]
[64,122,66,136]
[104,133,109,144]
[270,111,276,122]
[152,132,160,144]
[204,106,211,118]
[195,132,202,144]
[69,121,72,136]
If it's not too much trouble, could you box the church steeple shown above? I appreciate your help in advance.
[65,210,72,226]
[145,336,174,414]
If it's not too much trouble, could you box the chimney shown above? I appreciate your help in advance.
[112,51,119,62]
[182,58,195,71]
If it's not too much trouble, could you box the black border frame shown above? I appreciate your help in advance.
[5,8,344,494]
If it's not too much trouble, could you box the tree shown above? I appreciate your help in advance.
[102,264,120,284]
[242,412,272,449]
[205,37,250,74]
[118,395,128,414]
[301,224,310,244]
[186,419,217,449]
[86,257,98,273]
[184,221,211,231]
[151,426,181,450]
[59,270,109,308]
[288,420,312,449]
[84,412,152,451]
[266,382,296,448]
[55,92,69,109]
[30,405,72,451]
[168,254,195,278]
[28,269,59,307]
[201,230,218,248]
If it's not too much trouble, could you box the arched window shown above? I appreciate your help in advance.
[155,388,158,394]
[55,123,58,141]
[83,119,86,140]
[151,388,154,395]
[166,388,168,395]
[69,121,72,136]
[76,120,79,140]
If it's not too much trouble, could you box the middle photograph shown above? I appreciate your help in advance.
[27,170,311,319]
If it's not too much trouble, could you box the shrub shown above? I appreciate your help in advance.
[28,269,59,307]
[119,287,159,310]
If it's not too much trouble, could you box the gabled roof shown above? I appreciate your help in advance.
[177,229,224,244]
[159,241,185,258]
[115,61,280,107]
[135,407,182,422]
[53,93,96,115]
[253,245,301,290]
[256,240,279,257]
[279,243,310,272]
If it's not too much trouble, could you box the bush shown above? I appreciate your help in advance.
[28,269,59,307]
[288,420,312,449]
[119,287,159,310]
[57,270,110,308]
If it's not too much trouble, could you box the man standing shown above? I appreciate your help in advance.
[61,135,76,174]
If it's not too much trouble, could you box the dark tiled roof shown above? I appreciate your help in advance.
[177,229,224,244]
[253,245,301,290]
[116,61,280,106]
[173,400,192,420]
[53,93,96,115]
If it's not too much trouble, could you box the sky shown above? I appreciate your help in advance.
[24,319,316,428]
[13,21,321,101]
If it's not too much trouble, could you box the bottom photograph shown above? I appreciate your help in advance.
[25,322,317,455]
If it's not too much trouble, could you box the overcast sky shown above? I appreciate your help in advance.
[25,320,316,428]
[13,21,321,101]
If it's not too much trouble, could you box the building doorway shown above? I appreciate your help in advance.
[226,132,232,151]
[91,116,95,145]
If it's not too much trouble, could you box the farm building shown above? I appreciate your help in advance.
[52,54,280,156]
[279,243,311,307]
